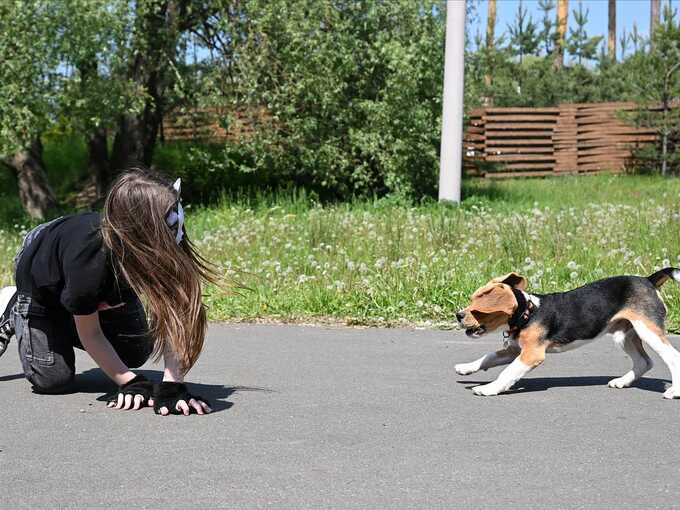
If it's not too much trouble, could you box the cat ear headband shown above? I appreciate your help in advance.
[165,178,184,244]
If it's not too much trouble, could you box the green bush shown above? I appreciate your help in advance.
[153,141,283,204]
[42,131,89,195]
[201,0,446,199]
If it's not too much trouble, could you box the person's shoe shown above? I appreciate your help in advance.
[0,286,17,358]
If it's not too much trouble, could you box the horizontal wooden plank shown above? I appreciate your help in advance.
[574,101,638,109]
[577,126,656,135]
[578,163,624,171]
[487,139,554,146]
[484,146,554,154]
[486,154,556,162]
[577,133,657,143]
[578,147,635,155]
[485,107,560,114]
[501,162,556,170]
[486,130,554,138]
[484,123,557,130]
[484,114,559,122]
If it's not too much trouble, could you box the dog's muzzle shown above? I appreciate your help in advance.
[465,325,486,337]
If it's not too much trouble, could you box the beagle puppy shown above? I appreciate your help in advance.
[455,268,680,398]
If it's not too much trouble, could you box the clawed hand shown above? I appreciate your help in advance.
[106,377,212,416]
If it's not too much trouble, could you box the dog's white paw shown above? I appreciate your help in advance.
[455,362,479,376]
[663,386,680,399]
[608,373,635,389]
[472,383,501,396]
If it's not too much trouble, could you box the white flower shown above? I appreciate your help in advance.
[567,261,578,270]
[570,271,578,280]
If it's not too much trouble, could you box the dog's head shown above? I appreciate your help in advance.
[456,272,528,337]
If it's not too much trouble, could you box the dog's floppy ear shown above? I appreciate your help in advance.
[469,285,516,315]
[492,272,528,290]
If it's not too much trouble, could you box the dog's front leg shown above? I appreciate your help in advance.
[455,347,519,375]
[472,341,546,396]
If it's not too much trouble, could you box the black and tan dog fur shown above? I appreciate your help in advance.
[455,268,680,398]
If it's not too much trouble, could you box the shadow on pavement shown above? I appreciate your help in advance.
[0,372,25,382]
[76,368,272,413]
[458,376,671,395]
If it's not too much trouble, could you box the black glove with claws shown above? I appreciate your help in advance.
[106,374,154,406]
[153,382,209,415]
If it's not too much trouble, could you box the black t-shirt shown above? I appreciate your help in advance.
[16,212,135,315]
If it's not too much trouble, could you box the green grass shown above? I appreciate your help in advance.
[2,174,680,330]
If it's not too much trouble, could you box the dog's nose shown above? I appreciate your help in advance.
[456,311,465,322]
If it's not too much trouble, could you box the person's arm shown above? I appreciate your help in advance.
[162,343,184,383]
[73,312,135,385]
[74,313,152,411]
[157,344,211,416]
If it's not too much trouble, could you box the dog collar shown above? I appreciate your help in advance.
[504,288,536,338]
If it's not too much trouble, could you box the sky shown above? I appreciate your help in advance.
[469,0,676,59]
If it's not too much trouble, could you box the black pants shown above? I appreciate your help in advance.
[13,294,153,393]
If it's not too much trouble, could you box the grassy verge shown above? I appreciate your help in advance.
[2,174,680,329]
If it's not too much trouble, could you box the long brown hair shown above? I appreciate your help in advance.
[101,168,219,374]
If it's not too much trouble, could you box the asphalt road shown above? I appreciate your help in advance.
[2,324,680,510]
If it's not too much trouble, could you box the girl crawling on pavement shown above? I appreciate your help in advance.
[0,168,220,416]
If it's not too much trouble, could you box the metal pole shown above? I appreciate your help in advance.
[438,0,465,203]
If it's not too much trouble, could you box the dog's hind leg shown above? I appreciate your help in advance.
[608,328,653,389]
[455,346,519,376]
[629,318,680,399]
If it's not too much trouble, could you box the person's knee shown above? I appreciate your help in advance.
[28,369,75,394]
[118,337,154,369]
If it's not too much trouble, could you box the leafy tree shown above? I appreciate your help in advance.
[630,22,644,53]
[0,0,62,218]
[619,27,629,59]
[194,0,447,198]
[625,6,680,175]
[538,0,556,55]
[566,1,603,65]
[506,0,540,65]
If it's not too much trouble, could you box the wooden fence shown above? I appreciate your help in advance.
[161,107,268,142]
[464,101,666,177]
[163,102,672,177]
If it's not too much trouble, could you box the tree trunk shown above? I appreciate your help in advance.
[484,0,496,89]
[110,115,146,174]
[608,0,616,61]
[77,57,113,197]
[554,0,569,69]
[650,0,660,41]
[8,139,58,219]
[108,0,181,177]
[87,127,111,197]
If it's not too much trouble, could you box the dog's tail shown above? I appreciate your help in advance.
[648,267,680,288]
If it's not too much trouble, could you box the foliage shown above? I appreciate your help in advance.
[506,0,539,65]
[197,0,446,199]
[622,7,680,175]
[537,0,556,55]
[4,175,680,329]
[0,1,61,156]
[566,1,603,66]
[153,141,279,203]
